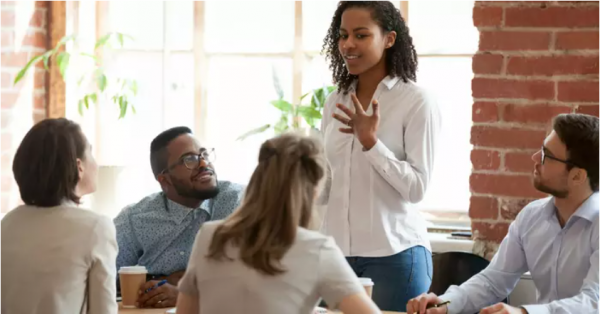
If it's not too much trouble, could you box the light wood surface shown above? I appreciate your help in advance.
[117,303,404,314]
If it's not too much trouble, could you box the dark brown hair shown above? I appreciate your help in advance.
[553,113,599,192]
[207,133,326,275]
[13,118,88,207]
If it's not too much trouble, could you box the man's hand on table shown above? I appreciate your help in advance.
[136,280,179,308]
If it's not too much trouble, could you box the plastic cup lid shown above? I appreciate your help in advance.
[358,277,373,286]
[118,266,148,274]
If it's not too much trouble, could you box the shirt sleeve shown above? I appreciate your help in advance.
[439,211,529,314]
[114,208,142,270]
[179,222,213,296]
[316,92,335,207]
[317,237,364,308]
[521,223,599,314]
[88,216,119,314]
[362,92,441,203]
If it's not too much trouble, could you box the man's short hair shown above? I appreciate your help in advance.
[150,126,193,177]
[553,113,599,192]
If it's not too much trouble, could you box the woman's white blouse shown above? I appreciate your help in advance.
[319,76,442,257]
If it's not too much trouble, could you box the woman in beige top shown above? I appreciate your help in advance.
[1,118,118,314]
[175,133,380,314]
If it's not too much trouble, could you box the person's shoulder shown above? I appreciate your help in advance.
[296,228,334,248]
[218,181,245,194]
[515,197,553,223]
[115,192,164,219]
[393,80,438,108]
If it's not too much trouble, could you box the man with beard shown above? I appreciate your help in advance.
[114,126,244,308]
[407,113,599,314]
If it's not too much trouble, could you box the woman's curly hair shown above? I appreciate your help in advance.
[322,1,418,93]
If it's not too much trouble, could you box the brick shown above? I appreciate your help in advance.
[1,92,17,109]
[473,6,503,27]
[1,72,11,88]
[506,55,599,76]
[34,69,45,89]
[23,31,46,48]
[575,105,599,117]
[473,102,499,122]
[1,154,11,172]
[556,31,599,50]
[469,196,499,220]
[557,81,599,102]
[35,1,48,9]
[502,104,572,124]
[1,110,12,129]
[499,198,532,220]
[1,133,11,152]
[505,151,535,173]
[471,222,510,243]
[34,93,45,109]
[1,52,29,67]
[505,6,599,28]
[1,31,13,48]
[30,8,45,28]
[1,175,12,192]
[473,54,504,74]
[479,31,551,51]
[1,194,9,214]
[471,149,501,170]
[470,173,546,198]
[1,10,14,27]
[472,78,554,100]
[471,126,546,149]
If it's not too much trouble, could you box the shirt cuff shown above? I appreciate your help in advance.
[362,139,391,171]
[522,304,550,314]
[438,292,461,314]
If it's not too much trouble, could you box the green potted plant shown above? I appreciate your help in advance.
[14,32,138,119]
[237,69,336,141]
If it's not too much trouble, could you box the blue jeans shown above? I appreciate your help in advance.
[346,246,433,312]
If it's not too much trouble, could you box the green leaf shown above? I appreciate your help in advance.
[270,99,293,113]
[95,33,112,50]
[272,67,284,99]
[97,73,107,92]
[83,95,90,109]
[42,50,53,70]
[55,34,76,51]
[129,80,138,95]
[80,53,97,61]
[297,106,322,120]
[89,93,97,104]
[119,96,128,119]
[131,105,137,114]
[237,124,271,141]
[56,51,70,78]
[117,33,124,47]
[300,92,310,102]
[274,115,289,135]
[78,99,84,116]
[13,54,43,85]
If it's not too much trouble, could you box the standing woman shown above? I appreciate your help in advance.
[1,118,118,314]
[319,1,441,312]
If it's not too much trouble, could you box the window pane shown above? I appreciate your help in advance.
[409,1,478,54]
[108,1,164,50]
[166,1,194,51]
[164,52,195,129]
[302,54,334,96]
[100,52,164,166]
[205,1,294,53]
[206,57,293,184]
[302,1,339,52]
[416,57,473,212]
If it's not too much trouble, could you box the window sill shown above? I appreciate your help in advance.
[427,232,474,254]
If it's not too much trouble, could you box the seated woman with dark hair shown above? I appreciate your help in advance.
[1,118,118,314]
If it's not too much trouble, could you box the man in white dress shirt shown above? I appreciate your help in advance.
[408,113,599,314]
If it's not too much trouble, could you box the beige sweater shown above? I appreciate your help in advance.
[1,204,118,314]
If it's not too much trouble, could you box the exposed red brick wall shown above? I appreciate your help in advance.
[1,1,48,213]
[470,1,599,259]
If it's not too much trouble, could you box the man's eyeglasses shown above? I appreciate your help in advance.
[541,146,577,167]
[161,148,216,174]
